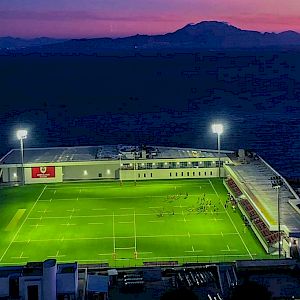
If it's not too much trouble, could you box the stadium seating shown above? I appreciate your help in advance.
[239,198,280,246]
[226,178,243,197]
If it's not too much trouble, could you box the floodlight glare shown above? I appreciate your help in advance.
[211,123,223,178]
[212,124,223,135]
[16,129,28,140]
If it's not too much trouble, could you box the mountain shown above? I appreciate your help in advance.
[0,37,67,49]
[2,21,300,54]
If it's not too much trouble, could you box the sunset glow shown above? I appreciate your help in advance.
[0,0,299,38]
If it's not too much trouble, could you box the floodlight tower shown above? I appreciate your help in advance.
[270,176,284,258]
[16,129,28,185]
[212,124,223,178]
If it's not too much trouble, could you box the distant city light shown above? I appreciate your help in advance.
[16,129,28,140]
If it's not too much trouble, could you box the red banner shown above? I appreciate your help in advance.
[31,166,55,178]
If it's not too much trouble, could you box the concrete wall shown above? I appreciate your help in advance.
[121,167,225,181]
[62,162,119,181]
[24,166,63,184]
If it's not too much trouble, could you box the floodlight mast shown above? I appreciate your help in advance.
[270,176,284,259]
[16,129,27,186]
[212,124,223,178]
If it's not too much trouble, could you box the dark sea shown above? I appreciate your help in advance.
[0,50,299,178]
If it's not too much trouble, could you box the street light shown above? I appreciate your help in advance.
[16,129,27,185]
[212,124,223,178]
[270,176,284,259]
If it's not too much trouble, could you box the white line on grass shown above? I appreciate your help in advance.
[133,211,137,253]
[0,185,47,262]
[14,232,240,243]
[209,180,253,259]
[112,212,116,254]
[148,220,165,223]
[133,253,256,261]
[115,247,135,250]
[118,221,133,224]
[88,223,104,225]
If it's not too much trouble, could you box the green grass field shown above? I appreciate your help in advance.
[0,179,270,267]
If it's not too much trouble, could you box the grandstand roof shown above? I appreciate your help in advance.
[0,145,231,165]
[225,156,300,236]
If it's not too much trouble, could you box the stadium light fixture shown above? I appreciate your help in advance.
[212,123,223,178]
[270,176,284,259]
[16,129,27,185]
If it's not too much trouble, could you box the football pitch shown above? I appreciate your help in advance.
[0,179,270,267]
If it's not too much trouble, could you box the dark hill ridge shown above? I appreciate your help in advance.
[2,21,300,53]
[0,37,66,49]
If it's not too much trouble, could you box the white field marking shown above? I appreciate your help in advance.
[13,232,239,244]
[98,253,113,256]
[37,209,51,213]
[88,223,104,225]
[60,223,76,226]
[192,232,238,236]
[112,212,116,253]
[173,205,188,208]
[133,211,137,252]
[47,250,66,258]
[11,252,29,259]
[92,208,107,211]
[60,236,64,242]
[192,246,195,252]
[30,224,45,228]
[115,247,135,250]
[209,218,224,221]
[54,190,57,195]
[76,189,81,201]
[133,253,258,261]
[149,206,162,209]
[188,232,191,238]
[0,185,47,262]
[209,180,253,259]
[66,208,80,213]
[177,219,192,222]
[179,202,187,223]
[148,220,165,223]
[39,200,52,202]
[185,250,204,253]
[26,213,170,219]
[28,216,67,220]
[118,221,133,224]
[27,239,30,244]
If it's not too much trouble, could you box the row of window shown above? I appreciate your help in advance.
[122,161,223,170]
[137,171,214,178]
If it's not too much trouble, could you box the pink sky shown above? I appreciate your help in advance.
[0,0,299,38]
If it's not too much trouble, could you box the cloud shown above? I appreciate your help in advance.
[0,10,183,23]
